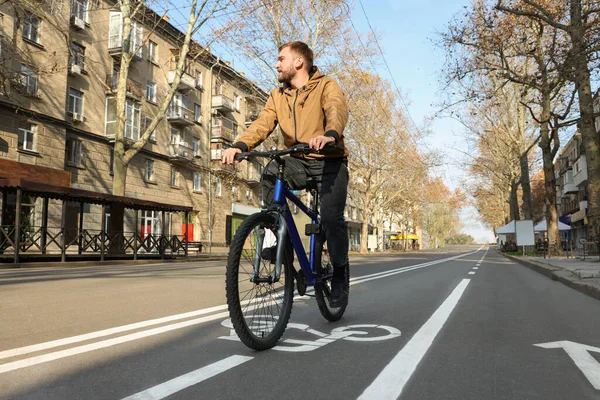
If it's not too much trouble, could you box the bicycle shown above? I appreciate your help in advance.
[225,143,349,350]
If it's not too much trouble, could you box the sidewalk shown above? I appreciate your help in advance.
[501,250,600,301]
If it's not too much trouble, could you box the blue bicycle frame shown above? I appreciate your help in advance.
[268,177,323,287]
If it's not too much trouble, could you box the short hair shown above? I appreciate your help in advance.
[279,41,314,71]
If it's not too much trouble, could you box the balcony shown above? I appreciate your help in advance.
[107,41,144,61]
[563,183,578,195]
[211,124,235,142]
[573,154,588,187]
[105,74,144,100]
[212,95,234,112]
[166,104,194,127]
[245,109,260,126]
[246,161,262,185]
[167,70,196,92]
[168,142,194,165]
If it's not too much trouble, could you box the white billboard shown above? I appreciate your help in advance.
[515,220,535,246]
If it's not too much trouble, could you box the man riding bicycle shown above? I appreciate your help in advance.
[222,41,350,307]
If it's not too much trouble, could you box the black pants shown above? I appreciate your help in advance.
[260,156,349,268]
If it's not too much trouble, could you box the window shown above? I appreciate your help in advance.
[70,42,85,69]
[215,177,222,197]
[170,128,180,144]
[68,88,84,115]
[18,124,36,151]
[195,69,203,88]
[23,14,41,43]
[144,159,154,181]
[146,81,156,102]
[232,185,238,201]
[214,80,222,95]
[170,167,179,187]
[125,100,141,140]
[19,65,38,95]
[233,123,238,138]
[108,12,122,49]
[234,94,241,111]
[192,138,200,157]
[194,103,201,123]
[66,138,83,165]
[130,22,143,57]
[148,40,157,63]
[105,97,117,137]
[193,172,201,191]
[71,0,88,22]
[143,116,156,141]
[109,150,114,175]
[246,189,252,202]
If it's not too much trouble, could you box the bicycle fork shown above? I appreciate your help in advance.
[251,213,288,284]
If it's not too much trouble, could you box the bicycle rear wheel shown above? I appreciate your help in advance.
[314,237,349,321]
[225,212,294,350]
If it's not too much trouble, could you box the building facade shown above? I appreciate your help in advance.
[0,0,268,256]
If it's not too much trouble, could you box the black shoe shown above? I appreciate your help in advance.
[261,246,277,262]
[330,268,348,308]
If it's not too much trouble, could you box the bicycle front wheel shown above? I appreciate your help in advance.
[225,212,294,350]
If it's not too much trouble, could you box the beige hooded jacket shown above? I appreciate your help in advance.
[233,67,348,158]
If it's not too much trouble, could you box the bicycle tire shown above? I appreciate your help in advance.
[225,212,294,350]
[314,236,349,322]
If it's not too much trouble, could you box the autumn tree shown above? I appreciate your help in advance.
[496,0,600,237]
[440,0,578,252]
[423,179,465,248]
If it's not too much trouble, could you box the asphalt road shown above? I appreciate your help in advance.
[1,245,599,399]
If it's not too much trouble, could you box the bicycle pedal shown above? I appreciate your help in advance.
[296,269,307,296]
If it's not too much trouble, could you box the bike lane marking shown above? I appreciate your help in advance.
[120,355,253,400]
[358,278,471,400]
[534,340,600,390]
[0,248,483,374]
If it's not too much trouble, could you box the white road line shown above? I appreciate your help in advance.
[0,311,229,374]
[1,248,484,374]
[0,305,230,361]
[121,355,253,400]
[358,279,471,400]
[468,272,475,275]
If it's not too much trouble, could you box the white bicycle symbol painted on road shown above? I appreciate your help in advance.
[219,318,401,352]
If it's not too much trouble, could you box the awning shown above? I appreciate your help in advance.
[534,220,571,232]
[0,179,192,212]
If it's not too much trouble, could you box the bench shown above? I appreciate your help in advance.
[185,241,203,255]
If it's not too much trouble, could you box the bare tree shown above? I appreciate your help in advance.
[496,0,600,237]
[212,0,376,88]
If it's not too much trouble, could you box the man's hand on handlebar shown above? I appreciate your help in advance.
[222,147,242,165]
[309,135,335,151]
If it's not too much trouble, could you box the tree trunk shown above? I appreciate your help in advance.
[519,151,533,220]
[569,1,600,237]
[509,180,520,221]
[539,120,561,255]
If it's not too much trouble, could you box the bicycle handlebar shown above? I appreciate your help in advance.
[234,143,313,161]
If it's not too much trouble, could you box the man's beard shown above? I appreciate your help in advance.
[277,69,294,84]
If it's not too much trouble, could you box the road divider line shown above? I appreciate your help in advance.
[358,279,471,400]
[121,355,253,400]
[0,311,229,374]
[468,272,475,275]
[0,248,483,374]
[0,304,230,361]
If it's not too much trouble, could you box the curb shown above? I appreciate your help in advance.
[0,255,229,269]
[502,253,600,302]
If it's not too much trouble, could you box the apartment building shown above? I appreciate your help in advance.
[0,0,268,258]
[554,133,588,247]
